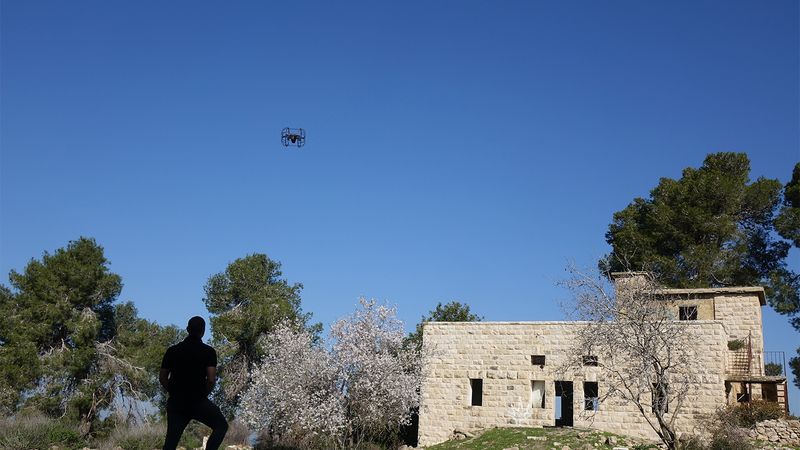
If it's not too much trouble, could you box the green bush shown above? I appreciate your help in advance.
[764,363,783,376]
[727,339,746,351]
[179,421,209,448]
[727,400,784,428]
[0,415,85,450]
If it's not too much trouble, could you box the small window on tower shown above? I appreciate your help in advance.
[531,355,546,366]
[679,306,698,321]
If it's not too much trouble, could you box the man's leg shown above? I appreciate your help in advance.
[192,399,228,450]
[163,404,192,450]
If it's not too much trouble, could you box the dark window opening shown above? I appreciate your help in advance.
[584,381,599,411]
[470,379,483,406]
[679,306,698,321]
[582,355,599,366]
[652,383,669,413]
[736,383,750,403]
[762,383,778,403]
[531,355,546,366]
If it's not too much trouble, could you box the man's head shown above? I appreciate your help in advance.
[187,316,205,338]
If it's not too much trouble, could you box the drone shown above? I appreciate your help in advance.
[281,127,305,148]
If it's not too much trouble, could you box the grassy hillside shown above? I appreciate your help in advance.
[424,427,653,450]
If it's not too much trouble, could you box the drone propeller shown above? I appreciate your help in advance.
[281,127,305,148]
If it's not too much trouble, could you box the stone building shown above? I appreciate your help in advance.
[417,273,789,446]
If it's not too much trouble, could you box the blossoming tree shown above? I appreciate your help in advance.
[239,298,425,448]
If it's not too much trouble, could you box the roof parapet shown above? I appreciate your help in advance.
[610,271,766,306]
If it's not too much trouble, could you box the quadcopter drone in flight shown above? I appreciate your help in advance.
[281,127,305,148]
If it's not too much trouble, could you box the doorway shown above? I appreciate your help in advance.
[555,381,573,427]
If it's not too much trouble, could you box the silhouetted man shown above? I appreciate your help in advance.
[160,316,228,450]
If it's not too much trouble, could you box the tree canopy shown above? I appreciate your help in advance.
[600,154,797,315]
[405,301,482,351]
[776,163,800,390]
[0,237,179,431]
[600,153,799,387]
[203,253,320,413]
[775,163,800,248]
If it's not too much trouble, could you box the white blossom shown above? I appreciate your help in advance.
[238,298,425,448]
[238,323,344,448]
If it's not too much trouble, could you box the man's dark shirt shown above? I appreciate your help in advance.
[161,336,217,407]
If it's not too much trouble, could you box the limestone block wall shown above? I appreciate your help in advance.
[418,321,728,447]
[667,298,714,320]
[713,294,764,375]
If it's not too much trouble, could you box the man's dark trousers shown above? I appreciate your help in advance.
[163,398,228,450]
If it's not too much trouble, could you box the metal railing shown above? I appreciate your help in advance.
[727,333,753,376]
[763,351,787,377]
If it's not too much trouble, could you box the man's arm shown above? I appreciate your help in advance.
[159,368,170,391]
[159,347,172,392]
[205,366,217,394]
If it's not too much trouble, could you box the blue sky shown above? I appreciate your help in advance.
[1,1,798,413]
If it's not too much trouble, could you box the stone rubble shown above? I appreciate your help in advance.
[748,418,800,446]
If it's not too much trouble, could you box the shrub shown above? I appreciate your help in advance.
[690,401,783,450]
[179,421,208,448]
[726,400,783,428]
[223,420,252,446]
[707,424,753,450]
[727,339,746,351]
[764,363,783,376]
[101,422,165,450]
[254,429,302,450]
[676,435,705,450]
[0,415,85,450]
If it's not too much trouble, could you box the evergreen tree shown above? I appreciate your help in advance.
[600,153,800,387]
[774,163,800,390]
[405,301,482,351]
[203,253,320,414]
[775,163,800,248]
[0,238,180,431]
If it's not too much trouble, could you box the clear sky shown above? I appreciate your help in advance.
[1,1,798,413]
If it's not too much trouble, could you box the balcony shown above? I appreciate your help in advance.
[724,333,789,414]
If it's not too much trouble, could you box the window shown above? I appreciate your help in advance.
[679,306,698,321]
[470,379,483,406]
[531,380,545,408]
[582,355,599,366]
[652,383,668,413]
[531,355,546,366]
[736,382,750,403]
[584,382,599,411]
